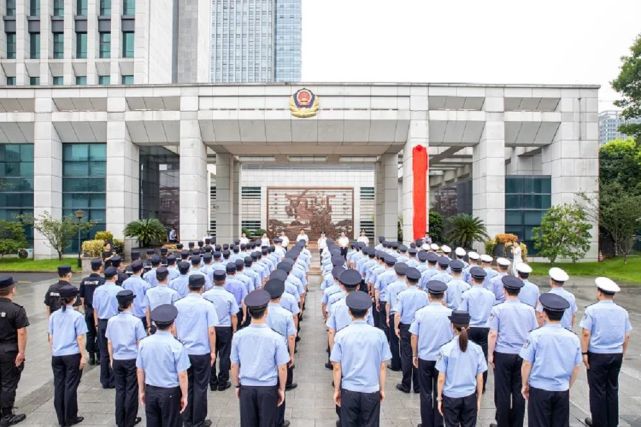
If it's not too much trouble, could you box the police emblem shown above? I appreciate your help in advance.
[0,312,5,317]
[289,88,319,118]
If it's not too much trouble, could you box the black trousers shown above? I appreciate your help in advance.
[527,386,569,427]
[0,350,23,412]
[239,385,278,427]
[340,388,380,427]
[185,354,211,426]
[418,359,443,427]
[388,314,401,370]
[340,248,348,259]
[52,354,82,426]
[211,327,232,386]
[113,359,138,427]
[84,308,98,355]
[98,319,114,388]
[400,323,419,391]
[587,352,623,427]
[237,310,245,329]
[443,393,478,427]
[377,302,389,339]
[372,301,381,329]
[493,352,525,427]
[468,327,489,391]
[145,385,182,427]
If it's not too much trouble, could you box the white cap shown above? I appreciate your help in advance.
[468,251,480,260]
[430,243,439,251]
[480,254,493,263]
[595,277,620,293]
[497,257,511,267]
[421,243,430,250]
[441,245,452,253]
[515,263,532,274]
[549,267,569,282]
[455,247,466,257]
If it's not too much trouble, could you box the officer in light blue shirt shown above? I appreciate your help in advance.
[374,256,397,338]
[445,260,471,310]
[105,290,146,427]
[242,257,261,291]
[520,293,582,427]
[409,280,453,427]
[188,256,212,292]
[580,277,632,427]
[92,266,121,388]
[419,252,440,290]
[463,252,481,284]
[143,255,161,287]
[330,291,392,427]
[224,263,248,326]
[431,257,452,284]
[169,261,191,298]
[536,267,577,330]
[166,255,180,281]
[48,285,88,427]
[143,267,179,332]
[515,262,540,308]
[489,257,511,303]
[386,263,408,372]
[235,259,254,293]
[436,310,487,427]
[487,276,538,427]
[231,290,290,427]
[415,250,429,273]
[480,254,497,289]
[175,275,219,427]
[121,260,149,327]
[136,305,191,427]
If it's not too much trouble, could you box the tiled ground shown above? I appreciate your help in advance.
[10,257,641,426]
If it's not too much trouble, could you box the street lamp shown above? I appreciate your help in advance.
[75,209,85,268]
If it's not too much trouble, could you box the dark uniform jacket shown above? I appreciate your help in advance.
[44,280,81,313]
[0,297,29,353]
[79,273,105,309]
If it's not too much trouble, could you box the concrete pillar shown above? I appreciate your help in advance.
[402,118,429,243]
[106,96,139,241]
[215,153,239,244]
[232,162,240,236]
[542,93,599,260]
[179,119,208,243]
[473,91,505,246]
[33,96,62,259]
[375,153,398,240]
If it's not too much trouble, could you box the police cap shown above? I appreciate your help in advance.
[394,263,408,275]
[244,256,253,267]
[417,251,429,262]
[539,293,570,312]
[427,280,448,294]
[470,266,486,280]
[450,260,464,272]
[151,304,178,326]
[437,256,450,268]
[449,310,471,325]
[346,291,371,311]
[384,256,396,267]
[0,276,16,289]
[277,262,292,273]
[245,289,271,309]
[270,269,287,282]
[339,269,361,287]
[213,270,226,281]
[501,275,524,290]
[549,267,569,283]
[116,289,135,304]
[130,260,144,272]
[226,263,236,274]
[595,277,620,294]
[264,279,285,299]
[178,261,190,275]
[234,259,244,269]
[406,268,421,282]
[90,259,103,270]
[426,252,439,263]
[188,274,206,288]
[332,266,346,280]
[156,267,169,281]
[104,266,118,279]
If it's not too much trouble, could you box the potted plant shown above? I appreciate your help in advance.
[445,214,489,249]
[81,239,105,273]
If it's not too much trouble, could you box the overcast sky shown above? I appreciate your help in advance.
[301,0,641,111]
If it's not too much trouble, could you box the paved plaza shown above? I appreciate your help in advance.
[9,263,641,427]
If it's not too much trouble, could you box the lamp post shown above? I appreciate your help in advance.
[74,209,85,268]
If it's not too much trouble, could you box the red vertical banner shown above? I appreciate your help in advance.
[412,145,428,240]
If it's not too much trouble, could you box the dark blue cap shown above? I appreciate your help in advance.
[270,269,287,282]
[191,256,201,265]
[111,255,122,266]
[408,247,417,255]
[339,269,361,287]
[244,256,253,266]
[90,259,103,270]
[502,275,524,290]
[384,256,396,266]
[188,274,206,288]
[470,266,487,280]
[450,260,464,272]
[150,255,161,265]
[213,251,222,258]
[213,270,226,281]
[398,244,408,252]
[156,267,169,280]
[235,259,244,269]
[437,257,450,268]
[226,263,236,273]
[394,262,408,275]
[332,266,346,280]
[116,289,135,303]
[427,280,448,294]
[104,266,118,278]
[0,276,16,289]
[58,265,72,276]
[265,279,285,299]
[346,291,371,311]
[166,255,177,264]
[332,256,345,267]
[151,304,178,325]
[277,262,292,273]
[539,293,570,312]
[417,251,429,262]
[178,261,190,274]
[245,289,271,309]
[406,267,421,282]
[203,253,212,261]
[130,260,144,272]
[59,284,79,298]
[449,310,471,325]
[426,252,439,263]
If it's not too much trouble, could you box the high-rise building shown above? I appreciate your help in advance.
[599,110,641,144]
[210,0,302,83]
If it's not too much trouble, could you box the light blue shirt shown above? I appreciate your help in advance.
[409,302,453,361]
[322,284,342,305]
[519,280,540,308]
[488,300,538,354]
[483,268,498,289]
[48,306,88,356]
[446,279,470,310]
[167,266,180,281]
[326,297,374,332]
[225,277,248,306]
[330,320,392,393]
[375,269,396,302]
[236,272,254,293]
[188,270,212,291]
[143,268,159,287]
[203,286,239,327]
[536,288,578,330]
[397,287,429,324]
[93,282,121,320]
[431,271,452,284]
[243,269,261,292]
[489,273,508,303]
[436,336,487,398]
[267,303,296,346]
[459,285,495,327]
[280,292,300,316]
[419,267,438,290]
[175,293,219,355]
[122,275,149,318]
[143,285,179,312]
[106,312,146,360]
[580,300,632,354]
[519,323,582,391]
[136,330,191,387]
[230,324,290,386]
[386,280,407,314]
[169,274,190,298]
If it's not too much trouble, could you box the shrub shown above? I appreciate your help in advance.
[95,231,114,242]
[124,218,167,247]
[0,220,28,257]
[445,214,489,249]
[82,239,105,257]
[428,211,444,243]
[533,203,592,263]
[484,239,496,256]
[112,238,124,254]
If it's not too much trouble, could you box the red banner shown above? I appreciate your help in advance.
[412,145,428,240]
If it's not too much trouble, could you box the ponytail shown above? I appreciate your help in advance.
[61,296,75,312]
[455,324,469,352]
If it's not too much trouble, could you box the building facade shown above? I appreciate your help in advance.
[598,110,641,144]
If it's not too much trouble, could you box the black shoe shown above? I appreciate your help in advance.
[203,420,213,427]
[88,354,96,366]
[490,424,497,427]
[282,421,291,427]
[218,381,231,391]
[133,417,142,425]
[102,384,115,389]
[585,418,593,427]
[1,414,26,426]
[295,336,301,342]
[285,383,298,391]
[395,384,410,393]
[324,362,333,370]
[387,364,401,372]
[413,389,420,394]
[210,383,218,391]
[68,417,84,426]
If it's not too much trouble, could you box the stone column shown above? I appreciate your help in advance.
[375,153,398,240]
[33,95,62,259]
[106,97,139,242]
[215,153,239,244]
[473,90,505,244]
[402,118,429,244]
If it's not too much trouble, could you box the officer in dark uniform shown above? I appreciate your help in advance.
[111,256,128,286]
[44,266,76,315]
[0,276,28,426]
[79,259,104,366]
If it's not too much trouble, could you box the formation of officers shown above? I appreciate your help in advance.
[0,233,632,427]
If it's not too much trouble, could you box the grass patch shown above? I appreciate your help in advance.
[531,255,641,285]
[0,257,78,272]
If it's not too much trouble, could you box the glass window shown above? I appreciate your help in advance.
[6,77,16,86]
[29,0,39,16]
[76,32,87,58]
[121,75,133,85]
[123,0,135,15]
[6,33,16,59]
[6,0,15,16]
[75,75,86,85]
[29,33,40,59]
[98,75,110,85]
[76,0,87,16]
[122,32,134,58]
[52,76,64,85]
[53,33,64,59]
[99,32,110,58]
[53,0,64,16]
[100,0,111,16]
[0,144,34,243]
[29,76,39,86]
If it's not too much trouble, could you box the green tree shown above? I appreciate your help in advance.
[445,214,489,249]
[612,34,641,142]
[599,138,641,194]
[533,204,592,263]
[428,211,444,243]
[124,218,167,247]
[20,212,95,260]
[0,220,28,257]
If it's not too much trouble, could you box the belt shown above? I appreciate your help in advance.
[146,384,180,391]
